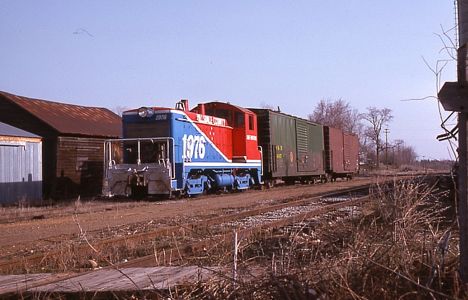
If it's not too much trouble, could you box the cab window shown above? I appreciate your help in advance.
[214,109,232,125]
[248,115,254,130]
[235,112,245,128]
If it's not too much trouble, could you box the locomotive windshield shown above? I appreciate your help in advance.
[105,138,171,165]
[206,108,232,126]
[124,140,168,164]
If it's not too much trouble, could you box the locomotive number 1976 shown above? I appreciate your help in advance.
[182,134,206,159]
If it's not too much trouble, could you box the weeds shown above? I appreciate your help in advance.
[182,176,462,299]
[9,176,462,299]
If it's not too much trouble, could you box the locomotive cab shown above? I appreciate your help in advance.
[195,102,260,162]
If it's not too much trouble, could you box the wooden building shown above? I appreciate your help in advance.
[0,91,121,199]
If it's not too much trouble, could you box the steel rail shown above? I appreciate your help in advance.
[0,173,450,296]
[0,191,372,297]
[1,172,446,273]
[120,194,371,267]
[0,184,370,274]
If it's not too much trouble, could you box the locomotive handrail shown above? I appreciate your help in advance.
[258,146,263,176]
[104,137,176,180]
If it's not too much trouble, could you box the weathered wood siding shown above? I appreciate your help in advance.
[55,137,105,198]
[0,92,121,200]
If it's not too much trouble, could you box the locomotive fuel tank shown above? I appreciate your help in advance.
[214,173,235,187]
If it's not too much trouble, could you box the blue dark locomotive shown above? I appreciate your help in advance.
[103,100,263,197]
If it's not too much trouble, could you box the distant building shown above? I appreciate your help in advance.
[0,122,42,204]
[0,91,122,200]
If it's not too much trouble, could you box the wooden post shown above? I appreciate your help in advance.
[458,0,468,283]
[233,230,238,284]
[438,2,468,282]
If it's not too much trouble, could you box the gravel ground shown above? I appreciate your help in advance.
[0,178,376,260]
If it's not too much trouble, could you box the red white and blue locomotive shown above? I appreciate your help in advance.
[102,100,263,197]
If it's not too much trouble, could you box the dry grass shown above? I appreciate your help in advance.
[180,176,462,299]
[0,197,150,224]
[16,175,462,299]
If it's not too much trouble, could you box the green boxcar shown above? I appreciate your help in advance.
[250,109,325,184]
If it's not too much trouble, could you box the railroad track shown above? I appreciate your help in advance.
[0,184,373,297]
[120,192,370,268]
[1,172,451,274]
[0,173,453,297]
[0,184,369,274]
[0,171,439,225]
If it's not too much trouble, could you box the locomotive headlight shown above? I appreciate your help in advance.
[138,107,147,117]
[138,107,154,118]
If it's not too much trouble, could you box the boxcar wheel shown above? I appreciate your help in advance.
[265,180,275,189]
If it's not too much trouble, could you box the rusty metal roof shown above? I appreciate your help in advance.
[0,91,121,138]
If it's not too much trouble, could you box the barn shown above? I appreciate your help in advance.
[0,91,122,200]
[0,122,42,204]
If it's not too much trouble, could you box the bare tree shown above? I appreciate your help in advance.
[259,101,277,111]
[308,98,362,135]
[112,106,130,117]
[361,107,393,168]
[399,144,417,165]
[387,139,417,167]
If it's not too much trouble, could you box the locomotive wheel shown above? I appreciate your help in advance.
[171,190,182,199]
[202,182,210,195]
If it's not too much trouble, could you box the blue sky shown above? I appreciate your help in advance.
[0,1,458,159]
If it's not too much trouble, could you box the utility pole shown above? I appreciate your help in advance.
[384,128,389,169]
[438,0,468,283]
[459,2,468,282]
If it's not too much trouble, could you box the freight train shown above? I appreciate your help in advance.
[251,108,359,186]
[102,100,359,198]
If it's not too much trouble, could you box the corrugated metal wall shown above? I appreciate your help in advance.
[295,119,324,173]
[325,126,345,174]
[0,140,42,204]
[251,108,325,179]
[343,133,359,172]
